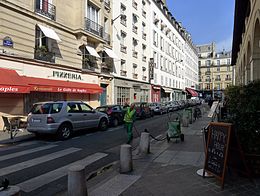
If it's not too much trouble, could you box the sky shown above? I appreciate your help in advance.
[166,0,235,52]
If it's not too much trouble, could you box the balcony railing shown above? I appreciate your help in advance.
[82,61,99,72]
[85,18,110,43]
[142,55,147,62]
[142,9,146,18]
[120,70,127,76]
[225,78,232,81]
[132,1,137,9]
[205,71,211,75]
[133,73,138,79]
[205,79,211,82]
[215,78,221,81]
[154,17,159,24]
[104,0,110,9]
[120,17,127,26]
[142,32,147,40]
[132,25,138,34]
[35,0,56,20]
[132,50,138,58]
[142,76,147,81]
[120,44,127,53]
[34,48,55,63]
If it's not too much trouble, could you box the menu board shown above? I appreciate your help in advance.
[204,122,232,189]
[208,101,219,118]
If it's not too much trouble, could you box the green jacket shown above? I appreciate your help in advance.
[124,107,136,123]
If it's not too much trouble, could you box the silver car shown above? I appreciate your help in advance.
[27,101,109,140]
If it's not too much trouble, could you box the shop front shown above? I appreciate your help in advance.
[185,88,198,99]
[161,87,172,102]
[114,78,150,105]
[151,85,161,103]
[0,60,102,115]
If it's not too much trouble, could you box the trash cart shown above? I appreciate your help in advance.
[166,120,184,142]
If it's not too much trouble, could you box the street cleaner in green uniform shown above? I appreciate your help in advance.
[123,103,136,144]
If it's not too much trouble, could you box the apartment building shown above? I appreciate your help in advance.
[232,0,260,85]
[0,0,114,115]
[197,43,232,99]
[112,0,151,105]
[150,0,198,102]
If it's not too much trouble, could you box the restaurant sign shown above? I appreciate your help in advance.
[0,85,29,93]
[53,71,82,81]
[32,86,89,94]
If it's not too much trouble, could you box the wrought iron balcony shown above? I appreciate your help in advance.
[142,55,147,62]
[225,78,232,81]
[104,0,110,9]
[205,79,211,82]
[120,44,127,53]
[215,78,221,81]
[120,17,127,26]
[142,76,147,81]
[132,0,137,9]
[120,70,127,76]
[132,50,138,58]
[132,25,138,34]
[133,73,138,79]
[34,48,55,63]
[35,0,56,20]
[142,32,147,40]
[205,71,211,75]
[82,59,99,72]
[85,18,110,43]
[142,9,146,18]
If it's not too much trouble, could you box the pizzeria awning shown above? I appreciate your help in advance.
[37,24,61,42]
[22,76,103,94]
[104,48,118,59]
[186,88,198,97]
[0,68,30,93]
[85,46,100,58]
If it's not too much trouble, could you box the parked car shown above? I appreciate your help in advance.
[27,101,109,140]
[133,102,153,119]
[152,102,168,115]
[96,105,124,127]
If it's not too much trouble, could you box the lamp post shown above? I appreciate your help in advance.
[111,14,127,24]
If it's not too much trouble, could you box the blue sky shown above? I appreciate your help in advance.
[166,0,235,51]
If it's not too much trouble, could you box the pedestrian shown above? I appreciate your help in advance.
[123,103,136,144]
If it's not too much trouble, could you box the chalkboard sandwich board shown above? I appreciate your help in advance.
[203,122,232,189]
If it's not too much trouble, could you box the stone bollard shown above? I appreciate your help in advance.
[120,144,132,173]
[182,116,189,127]
[139,132,150,154]
[0,186,21,196]
[68,165,87,196]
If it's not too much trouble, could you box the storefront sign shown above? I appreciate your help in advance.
[149,58,155,80]
[31,85,90,94]
[53,71,82,81]
[3,36,13,47]
[0,85,29,93]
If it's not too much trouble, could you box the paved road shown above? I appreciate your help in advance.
[0,110,184,196]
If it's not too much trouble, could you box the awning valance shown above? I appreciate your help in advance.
[85,46,100,58]
[186,88,198,97]
[22,76,103,94]
[37,24,61,42]
[104,48,118,59]
[0,68,30,93]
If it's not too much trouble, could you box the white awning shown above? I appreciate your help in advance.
[37,24,61,42]
[85,46,100,58]
[104,48,118,59]
[162,87,172,93]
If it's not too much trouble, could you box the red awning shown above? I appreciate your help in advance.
[22,76,103,94]
[0,68,30,93]
[186,88,198,97]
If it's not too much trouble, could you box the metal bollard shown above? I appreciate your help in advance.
[120,144,132,173]
[182,115,189,127]
[139,132,150,154]
[68,165,87,196]
[0,186,21,196]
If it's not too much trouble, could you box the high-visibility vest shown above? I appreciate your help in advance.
[124,107,136,123]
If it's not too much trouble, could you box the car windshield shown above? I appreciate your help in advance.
[96,107,108,112]
[30,103,63,114]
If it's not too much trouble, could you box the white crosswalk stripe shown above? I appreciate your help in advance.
[0,145,57,161]
[18,152,108,192]
[0,147,81,176]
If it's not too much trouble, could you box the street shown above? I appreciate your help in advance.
[0,111,181,196]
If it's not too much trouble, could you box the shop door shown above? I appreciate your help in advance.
[100,84,107,106]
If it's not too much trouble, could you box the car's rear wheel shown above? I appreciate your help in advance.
[57,123,72,140]
[99,118,108,131]
[113,118,119,127]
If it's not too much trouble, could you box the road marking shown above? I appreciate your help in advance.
[0,141,40,152]
[18,152,108,192]
[107,126,123,132]
[0,147,81,176]
[90,174,140,196]
[0,145,57,162]
[17,141,39,147]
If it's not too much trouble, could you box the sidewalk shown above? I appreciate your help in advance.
[89,106,260,196]
[0,129,34,144]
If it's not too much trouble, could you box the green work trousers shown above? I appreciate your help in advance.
[125,122,133,143]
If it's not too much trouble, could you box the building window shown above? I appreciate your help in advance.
[161,75,164,85]
[198,61,201,66]
[117,87,130,105]
[154,73,157,84]
[207,60,211,66]
[120,3,126,14]
[35,0,56,20]
[165,77,168,86]
[153,51,157,68]
[227,66,230,71]
[87,3,99,24]
[140,89,148,102]
[153,30,158,46]
[227,59,231,65]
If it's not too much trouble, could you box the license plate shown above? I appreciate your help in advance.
[32,119,41,123]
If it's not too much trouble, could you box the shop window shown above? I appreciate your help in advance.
[117,87,130,105]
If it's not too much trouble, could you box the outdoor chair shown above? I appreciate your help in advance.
[2,116,23,138]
